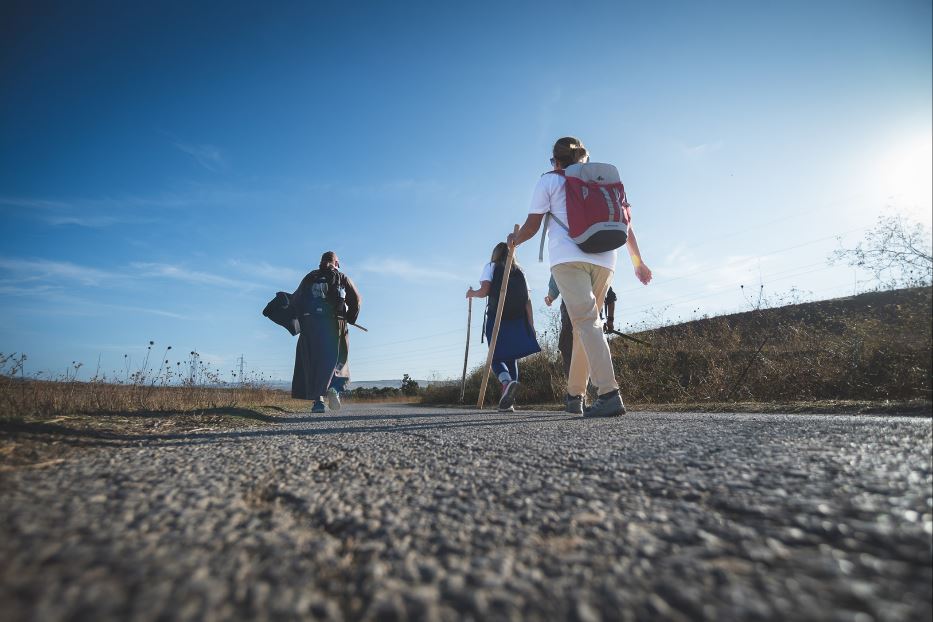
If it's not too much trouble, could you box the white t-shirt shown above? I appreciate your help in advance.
[529,172,618,271]
[479,262,531,294]
[480,262,495,283]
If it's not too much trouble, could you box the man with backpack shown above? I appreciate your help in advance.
[508,137,651,417]
[288,251,361,414]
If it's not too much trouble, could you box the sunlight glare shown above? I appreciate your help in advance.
[877,131,933,225]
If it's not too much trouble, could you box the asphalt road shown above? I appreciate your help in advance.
[1,406,931,621]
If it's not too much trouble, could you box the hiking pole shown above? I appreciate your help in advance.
[349,322,368,332]
[606,329,651,347]
[477,224,520,408]
[459,297,472,404]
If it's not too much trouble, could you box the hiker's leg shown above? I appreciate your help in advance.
[492,359,512,383]
[552,262,619,396]
[587,265,619,394]
[552,263,592,397]
[558,301,573,379]
[508,359,518,383]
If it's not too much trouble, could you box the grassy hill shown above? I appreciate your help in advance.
[425,287,932,408]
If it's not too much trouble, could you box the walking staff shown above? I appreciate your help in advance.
[459,297,472,403]
[477,225,520,408]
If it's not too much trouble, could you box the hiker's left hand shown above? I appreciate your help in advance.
[635,264,652,285]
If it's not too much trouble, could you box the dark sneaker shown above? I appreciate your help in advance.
[326,387,341,411]
[311,400,326,414]
[583,390,625,418]
[498,380,520,411]
[565,394,584,415]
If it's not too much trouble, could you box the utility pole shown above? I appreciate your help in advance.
[238,355,245,386]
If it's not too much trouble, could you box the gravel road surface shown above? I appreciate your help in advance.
[2,406,931,621]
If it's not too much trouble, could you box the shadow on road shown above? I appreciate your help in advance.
[0,409,580,450]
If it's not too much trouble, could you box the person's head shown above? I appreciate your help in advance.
[490,242,520,270]
[490,242,509,266]
[551,136,589,170]
[319,251,339,270]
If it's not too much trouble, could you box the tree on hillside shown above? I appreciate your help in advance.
[832,214,933,288]
[401,374,420,396]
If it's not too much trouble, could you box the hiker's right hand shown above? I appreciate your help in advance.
[465,287,474,298]
[544,295,553,307]
[635,264,652,285]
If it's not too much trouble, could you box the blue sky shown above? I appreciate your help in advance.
[1,0,931,384]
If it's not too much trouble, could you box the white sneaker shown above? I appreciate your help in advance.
[498,380,520,411]
[326,387,341,411]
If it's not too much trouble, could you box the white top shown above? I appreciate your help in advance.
[479,262,531,293]
[529,172,618,271]
[480,262,495,283]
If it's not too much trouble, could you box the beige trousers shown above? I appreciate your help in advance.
[551,262,619,396]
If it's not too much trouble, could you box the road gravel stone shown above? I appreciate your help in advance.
[1,407,931,620]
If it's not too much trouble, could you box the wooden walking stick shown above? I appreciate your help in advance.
[459,297,472,403]
[477,224,520,408]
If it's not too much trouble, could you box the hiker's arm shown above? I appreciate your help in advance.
[604,299,615,332]
[466,281,492,299]
[626,226,652,285]
[344,276,361,323]
[544,275,560,306]
[507,213,545,247]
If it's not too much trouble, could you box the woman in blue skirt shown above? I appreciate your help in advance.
[466,242,541,411]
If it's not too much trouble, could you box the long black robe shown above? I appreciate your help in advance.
[288,268,361,401]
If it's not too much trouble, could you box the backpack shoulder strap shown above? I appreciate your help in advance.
[538,171,570,262]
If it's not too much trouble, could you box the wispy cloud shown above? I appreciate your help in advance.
[132,262,258,289]
[652,247,774,292]
[0,185,256,228]
[0,283,61,296]
[0,197,71,210]
[0,258,119,286]
[358,258,462,282]
[0,257,264,293]
[172,140,227,172]
[44,215,124,228]
[228,260,302,285]
[680,140,724,157]
[2,291,189,320]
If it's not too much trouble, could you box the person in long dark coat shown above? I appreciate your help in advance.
[289,251,361,413]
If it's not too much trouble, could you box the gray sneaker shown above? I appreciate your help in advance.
[565,394,584,415]
[326,387,341,411]
[498,380,520,411]
[583,390,626,418]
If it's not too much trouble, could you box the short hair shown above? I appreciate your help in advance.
[319,251,338,269]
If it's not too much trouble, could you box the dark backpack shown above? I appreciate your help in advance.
[303,267,347,317]
[489,264,529,321]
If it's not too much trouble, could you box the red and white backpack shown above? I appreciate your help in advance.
[538,162,632,261]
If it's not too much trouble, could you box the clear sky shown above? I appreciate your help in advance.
[1,0,931,384]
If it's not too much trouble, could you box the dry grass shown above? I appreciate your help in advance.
[424,287,932,408]
[2,288,929,426]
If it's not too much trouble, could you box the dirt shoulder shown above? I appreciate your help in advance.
[0,406,290,470]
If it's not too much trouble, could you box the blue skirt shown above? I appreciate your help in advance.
[484,316,541,361]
